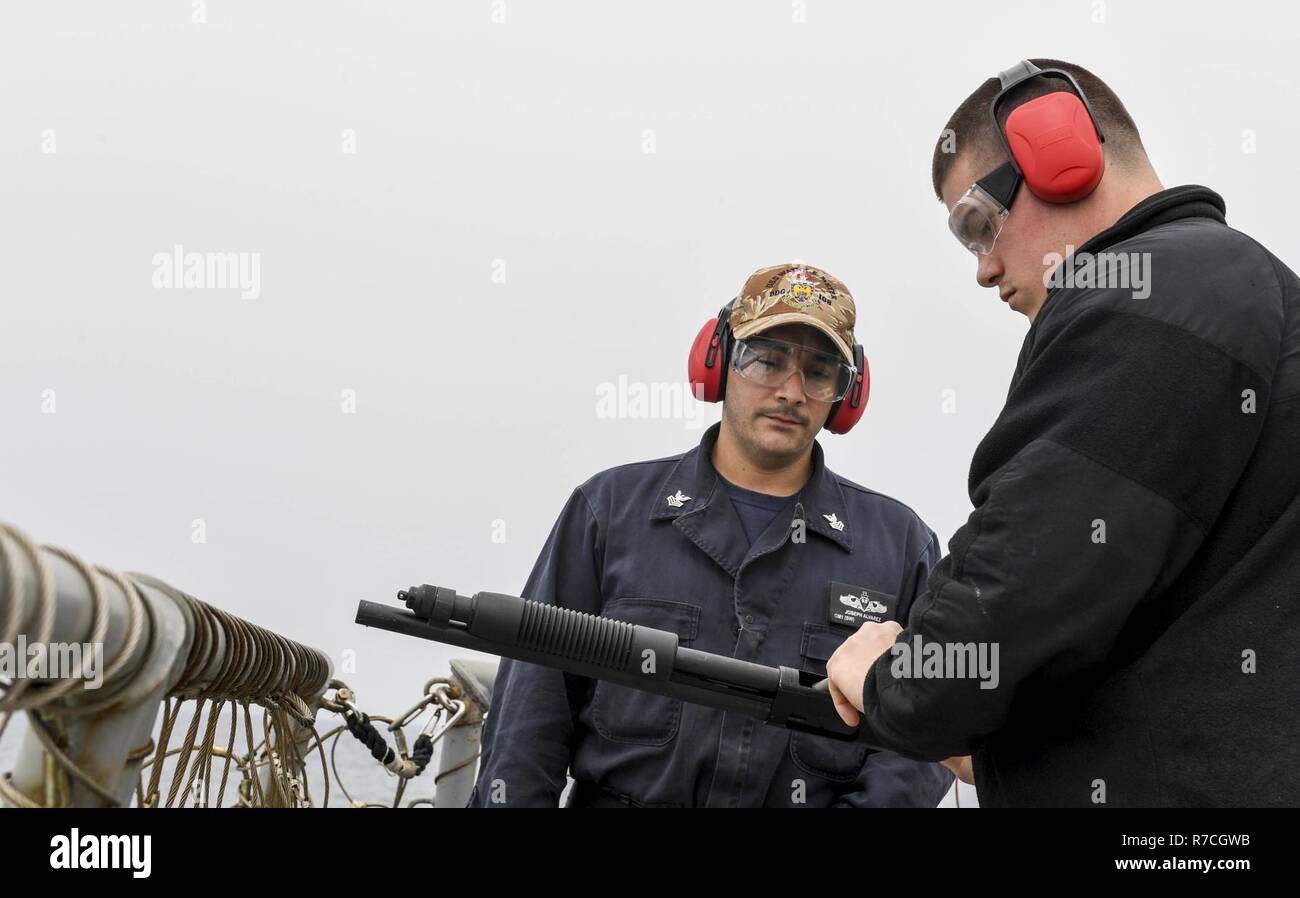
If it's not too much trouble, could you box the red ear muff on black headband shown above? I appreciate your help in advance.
[687,304,734,404]
[687,302,870,435]
[992,61,1106,204]
[825,344,869,435]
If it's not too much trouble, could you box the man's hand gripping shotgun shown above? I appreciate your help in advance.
[355,585,884,746]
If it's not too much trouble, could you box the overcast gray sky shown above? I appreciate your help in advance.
[3,1,1297,806]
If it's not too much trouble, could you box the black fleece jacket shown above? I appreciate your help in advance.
[860,185,1300,807]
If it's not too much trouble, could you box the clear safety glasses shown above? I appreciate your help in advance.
[947,160,1022,256]
[731,336,855,403]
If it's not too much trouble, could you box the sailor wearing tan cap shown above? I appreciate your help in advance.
[469,263,952,807]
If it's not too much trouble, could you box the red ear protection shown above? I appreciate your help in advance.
[687,301,870,435]
[991,61,1106,205]
[687,305,734,403]
[825,344,869,435]
[1004,92,1104,203]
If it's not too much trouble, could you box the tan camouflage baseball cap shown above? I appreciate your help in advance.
[730,263,857,365]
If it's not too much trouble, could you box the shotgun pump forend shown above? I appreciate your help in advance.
[357,584,882,747]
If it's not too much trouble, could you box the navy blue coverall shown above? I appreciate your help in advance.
[469,422,953,807]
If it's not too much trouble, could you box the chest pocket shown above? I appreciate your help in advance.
[789,623,870,782]
[591,597,700,746]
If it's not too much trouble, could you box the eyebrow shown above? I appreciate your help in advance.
[749,336,839,360]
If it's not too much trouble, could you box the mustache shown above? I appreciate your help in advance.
[759,408,809,426]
